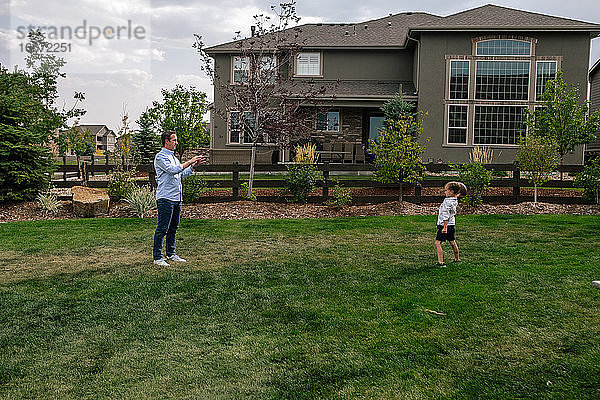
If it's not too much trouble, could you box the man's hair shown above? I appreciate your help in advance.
[445,181,468,197]
[161,131,176,146]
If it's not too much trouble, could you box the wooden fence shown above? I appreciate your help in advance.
[51,161,587,205]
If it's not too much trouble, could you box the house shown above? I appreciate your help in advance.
[588,59,600,159]
[206,4,600,165]
[75,124,116,154]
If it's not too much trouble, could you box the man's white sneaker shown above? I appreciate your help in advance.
[153,259,170,267]
[166,255,187,263]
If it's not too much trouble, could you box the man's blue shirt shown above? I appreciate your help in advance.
[154,148,193,201]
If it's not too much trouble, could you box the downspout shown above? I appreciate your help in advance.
[407,34,420,94]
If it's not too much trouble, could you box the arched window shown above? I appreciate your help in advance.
[476,39,531,56]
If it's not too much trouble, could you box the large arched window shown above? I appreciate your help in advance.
[476,39,531,56]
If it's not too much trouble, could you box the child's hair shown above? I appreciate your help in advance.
[445,181,468,197]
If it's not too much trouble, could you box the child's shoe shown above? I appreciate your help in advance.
[436,262,447,268]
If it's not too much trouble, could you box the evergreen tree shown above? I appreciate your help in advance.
[380,93,417,136]
[133,110,161,164]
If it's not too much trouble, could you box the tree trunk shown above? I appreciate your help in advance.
[534,182,538,205]
[248,144,257,198]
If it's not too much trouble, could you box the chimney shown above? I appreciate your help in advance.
[251,25,256,37]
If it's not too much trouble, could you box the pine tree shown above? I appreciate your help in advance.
[133,110,160,164]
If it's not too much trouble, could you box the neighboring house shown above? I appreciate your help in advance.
[588,59,600,159]
[77,124,117,154]
[206,4,600,165]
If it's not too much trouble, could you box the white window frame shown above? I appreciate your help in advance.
[295,52,322,77]
[446,104,469,146]
[475,39,532,57]
[448,60,470,101]
[232,56,249,84]
[227,110,277,145]
[535,60,557,101]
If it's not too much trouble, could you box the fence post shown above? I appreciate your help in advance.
[76,155,81,179]
[232,162,240,199]
[62,155,67,181]
[105,153,110,166]
[513,164,521,202]
[322,162,330,200]
[148,164,157,189]
[90,154,95,177]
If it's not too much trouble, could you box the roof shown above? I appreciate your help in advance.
[411,4,600,32]
[206,4,600,53]
[590,59,600,81]
[70,125,115,137]
[282,80,416,100]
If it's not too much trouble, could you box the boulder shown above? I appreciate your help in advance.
[71,186,110,217]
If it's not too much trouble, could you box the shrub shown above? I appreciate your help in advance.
[125,186,157,217]
[285,164,322,203]
[182,174,207,203]
[325,180,352,208]
[240,182,257,201]
[36,190,61,215]
[108,169,136,200]
[452,162,491,206]
[575,157,600,204]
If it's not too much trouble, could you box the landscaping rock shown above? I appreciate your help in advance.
[71,186,110,217]
[593,281,600,288]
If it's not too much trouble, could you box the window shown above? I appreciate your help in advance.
[474,106,525,145]
[536,61,557,100]
[233,56,249,84]
[296,52,321,76]
[260,56,277,84]
[476,39,531,56]
[228,111,254,144]
[476,61,529,100]
[448,105,468,144]
[449,60,469,100]
[316,111,339,132]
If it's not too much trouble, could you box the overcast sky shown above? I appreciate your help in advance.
[1,0,599,132]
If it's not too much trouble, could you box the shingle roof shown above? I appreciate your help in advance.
[70,125,114,137]
[206,4,600,53]
[206,13,442,52]
[411,4,600,31]
[282,80,416,100]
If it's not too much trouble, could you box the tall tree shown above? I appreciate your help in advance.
[0,30,84,202]
[524,71,600,167]
[133,110,161,165]
[144,85,209,160]
[194,1,327,197]
[381,92,417,136]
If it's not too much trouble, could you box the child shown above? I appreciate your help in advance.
[435,181,467,267]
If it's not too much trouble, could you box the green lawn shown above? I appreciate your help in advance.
[1,215,599,399]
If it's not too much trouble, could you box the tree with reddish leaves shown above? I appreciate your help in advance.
[194,1,330,197]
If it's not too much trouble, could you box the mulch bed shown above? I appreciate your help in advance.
[1,194,599,223]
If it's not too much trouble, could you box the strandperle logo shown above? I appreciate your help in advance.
[16,20,146,45]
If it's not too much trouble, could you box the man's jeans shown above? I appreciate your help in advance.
[153,199,182,260]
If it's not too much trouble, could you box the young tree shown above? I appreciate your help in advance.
[517,135,558,205]
[115,113,135,169]
[56,125,94,156]
[369,117,427,202]
[194,1,327,197]
[144,85,209,160]
[523,71,600,170]
[133,110,161,165]
[0,30,85,202]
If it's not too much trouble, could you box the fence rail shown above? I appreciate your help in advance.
[51,162,588,205]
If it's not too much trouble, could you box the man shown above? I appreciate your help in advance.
[153,131,204,266]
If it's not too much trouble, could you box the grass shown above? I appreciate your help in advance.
[0,215,599,399]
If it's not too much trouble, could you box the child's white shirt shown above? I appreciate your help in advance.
[437,197,458,226]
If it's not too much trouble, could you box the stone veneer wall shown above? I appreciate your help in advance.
[311,108,363,144]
